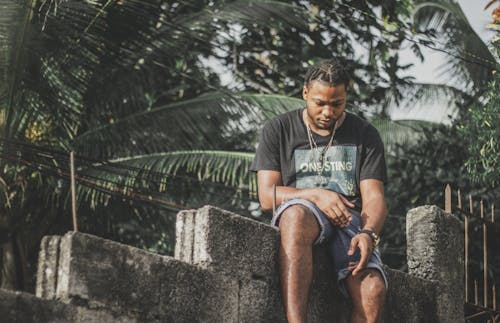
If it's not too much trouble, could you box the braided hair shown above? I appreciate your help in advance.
[304,59,350,89]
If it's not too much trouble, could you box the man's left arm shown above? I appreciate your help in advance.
[359,179,387,234]
[348,178,387,276]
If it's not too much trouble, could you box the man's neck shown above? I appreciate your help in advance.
[302,109,346,136]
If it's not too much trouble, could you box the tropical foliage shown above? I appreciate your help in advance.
[0,0,496,291]
[458,2,499,187]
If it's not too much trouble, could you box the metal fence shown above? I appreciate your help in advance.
[444,185,499,322]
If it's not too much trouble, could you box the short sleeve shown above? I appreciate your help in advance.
[250,119,281,172]
[359,124,387,183]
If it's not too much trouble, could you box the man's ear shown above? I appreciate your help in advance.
[302,85,308,100]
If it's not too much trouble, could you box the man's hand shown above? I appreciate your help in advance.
[347,232,374,276]
[256,171,355,228]
[314,189,355,227]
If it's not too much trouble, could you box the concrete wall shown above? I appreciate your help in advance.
[0,205,464,322]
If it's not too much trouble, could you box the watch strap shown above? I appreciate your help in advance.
[359,229,380,248]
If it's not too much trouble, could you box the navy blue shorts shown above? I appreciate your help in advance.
[272,198,388,298]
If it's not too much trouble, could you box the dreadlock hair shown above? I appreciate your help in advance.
[304,59,350,90]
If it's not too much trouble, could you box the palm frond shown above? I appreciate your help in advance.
[384,82,469,119]
[73,150,257,211]
[371,118,436,152]
[178,0,309,30]
[74,93,304,159]
[413,0,496,92]
[110,150,256,193]
[0,0,36,138]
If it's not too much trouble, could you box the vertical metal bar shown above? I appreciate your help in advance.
[457,188,462,209]
[445,184,451,213]
[492,205,496,312]
[468,194,473,305]
[465,212,469,303]
[493,284,496,310]
[272,184,276,219]
[70,152,78,232]
[482,200,488,307]
[475,279,479,305]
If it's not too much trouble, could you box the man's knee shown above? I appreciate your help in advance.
[349,269,386,303]
[363,274,386,302]
[278,205,320,244]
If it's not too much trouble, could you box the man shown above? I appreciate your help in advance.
[250,59,388,323]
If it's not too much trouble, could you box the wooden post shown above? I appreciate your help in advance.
[70,152,78,232]
[445,184,451,213]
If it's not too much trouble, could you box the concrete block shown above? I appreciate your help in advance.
[384,268,438,323]
[176,205,280,279]
[55,231,162,318]
[30,204,467,322]
[36,235,61,299]
[158,257,239,323]
[238,278,272,323]
[175,209,196,262]
[0,288,139,323]
[307,246,349,323]
[38,231,239,322]
[255,246,349,323]
[0,288,19,321]
[407,205,464,323]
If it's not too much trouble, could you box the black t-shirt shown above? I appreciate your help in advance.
[250,108,387,210]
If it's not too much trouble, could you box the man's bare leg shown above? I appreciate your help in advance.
[346,268,386,323]
[278,205,320,323]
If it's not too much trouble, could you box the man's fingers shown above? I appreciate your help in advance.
[348,236,358,256]
[339,194,355,208]
[338,205,352,223]
[336,196,353,224]
[325,209,341,226]
[352,244,369,276]
[348,261,358,271]
[332,206,349,226]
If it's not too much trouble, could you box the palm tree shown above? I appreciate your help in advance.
[0,0,494,290]
[0,0,311,290]
[411,0,496,108]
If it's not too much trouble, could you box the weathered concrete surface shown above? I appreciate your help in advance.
[307,246,350,323]
[176,206,284,322]
[407,205,464,323]
[0,288,138,323]
[175,206,351,322]
[36,235,61,299]
[175,205,442,323]
[175,206,280,279]
[19,204,465,322]
[37,231,240,322]
[384,268,438,323]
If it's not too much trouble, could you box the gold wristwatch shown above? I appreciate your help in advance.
[359,229,380,248]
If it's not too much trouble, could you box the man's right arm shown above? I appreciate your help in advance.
[257,170,354,227]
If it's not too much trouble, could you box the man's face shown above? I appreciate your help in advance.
[302,80,347,131]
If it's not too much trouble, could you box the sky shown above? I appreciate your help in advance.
[390,0,496,123]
